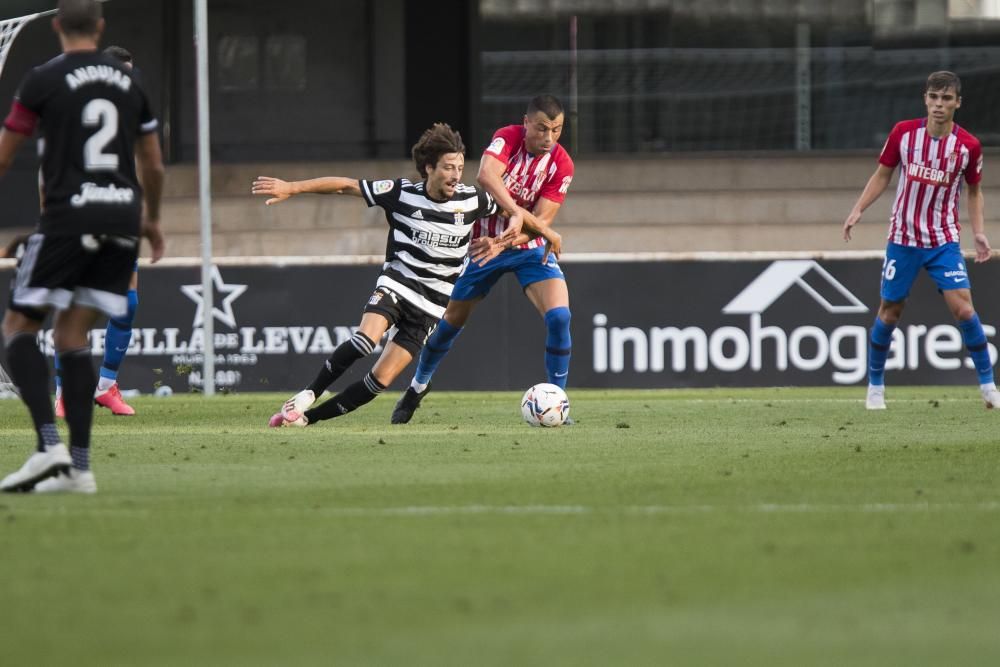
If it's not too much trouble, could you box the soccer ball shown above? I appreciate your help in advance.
[520,383,570,427]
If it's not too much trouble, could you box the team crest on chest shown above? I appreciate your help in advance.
[946,151,959,172]
[453,211,465,224]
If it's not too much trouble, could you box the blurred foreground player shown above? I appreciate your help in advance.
[0,0,164,493]
[53,43,142,417]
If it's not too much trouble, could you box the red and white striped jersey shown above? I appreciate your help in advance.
[473,125,574,250]
[879,118,983,247]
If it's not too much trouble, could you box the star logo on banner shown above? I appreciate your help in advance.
[180,265,248,329]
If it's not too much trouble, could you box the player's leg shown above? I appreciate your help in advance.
[519,248,571,389]
[270,308,390,427]
[866,244,917,410]
[930,244,999,407]
[46,305,101,492]
[95,265,138,415]
[941,288,996,402]
[393,256,507,424]
[305,302,433,426]
[35,236,138,493]
[0,309,73,493]
[304,342,413,425]
[1,234,79,492]
[391,298,481,424]
[307,308,387,396]
[411,296,480,389]
[524,277,571,389]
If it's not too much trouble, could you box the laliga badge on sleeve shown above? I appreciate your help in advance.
[487,137,505,155]
[373,180,394,195]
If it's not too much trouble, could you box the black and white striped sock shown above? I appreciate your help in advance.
[307,332,376,396]
[305,372,386,424]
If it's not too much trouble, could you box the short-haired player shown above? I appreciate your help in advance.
[252,123,552,427]
[843,71,1000,409]
[391,94,575,424]
[0,0,165,493]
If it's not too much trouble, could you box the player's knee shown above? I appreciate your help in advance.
[544,307,572,347]
[955,305,977,322]
[877,301,903,325]
[544,306,571,330]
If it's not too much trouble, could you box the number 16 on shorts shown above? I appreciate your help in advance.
[882,257,897,281]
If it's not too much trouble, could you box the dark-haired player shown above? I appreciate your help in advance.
[0,0,165,493]
[392,95,575,424]
[253,123,555,427]
[843,70,999,410]
[53,43,140,417]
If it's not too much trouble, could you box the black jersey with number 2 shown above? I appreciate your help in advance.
[14,51,158,236]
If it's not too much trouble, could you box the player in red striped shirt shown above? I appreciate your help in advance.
[843,71,999,410]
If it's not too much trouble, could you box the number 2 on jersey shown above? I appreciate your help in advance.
[82,99,119,171]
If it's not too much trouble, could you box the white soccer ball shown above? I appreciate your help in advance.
[520,383,570,427]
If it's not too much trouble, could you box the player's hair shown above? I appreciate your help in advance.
[411,123,465,177]
[104,45,133,64]
[526,95,564,121]
[926,71,961,96]
[57,0,102,36]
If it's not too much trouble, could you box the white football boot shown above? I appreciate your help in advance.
[268,389,315,427]
[34,468,98,494]
[981,384,1000,409]
[0,443,72,493]
[865,384,886,410]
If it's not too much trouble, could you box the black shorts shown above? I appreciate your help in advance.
[9,233,138,321]
[363,287,439,356]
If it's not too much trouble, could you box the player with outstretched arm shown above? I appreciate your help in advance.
[253,123,559,428]
[391,95,575,424]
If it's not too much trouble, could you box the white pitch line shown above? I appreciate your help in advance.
[5,502,999,517]
[679,397,979,404]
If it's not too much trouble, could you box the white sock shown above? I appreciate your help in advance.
[410,380,428,393]
[980,382,997,393]
[96,376,116,393]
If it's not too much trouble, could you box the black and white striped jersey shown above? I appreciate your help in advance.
[360,178,499,318]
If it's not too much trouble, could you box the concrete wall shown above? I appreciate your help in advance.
[71,151,992,257]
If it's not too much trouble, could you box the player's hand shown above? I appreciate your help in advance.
[842,211,861,242]
[142,218,165,263]
[542,229,562,263]
[974,232,992,263]
[251,176,294,205]
[502,210,524,240]
[470,236,505,266]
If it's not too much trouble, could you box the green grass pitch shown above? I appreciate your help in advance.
[2,387,999,666]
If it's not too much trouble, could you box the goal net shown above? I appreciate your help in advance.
[0,9,55,83]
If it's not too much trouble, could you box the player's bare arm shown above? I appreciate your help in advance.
[843,163,894,242]
[967,182,991,263]
[252,176,362,205]
[0,127,27,178]
[477,153,561,250]
[136,132,166,262]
